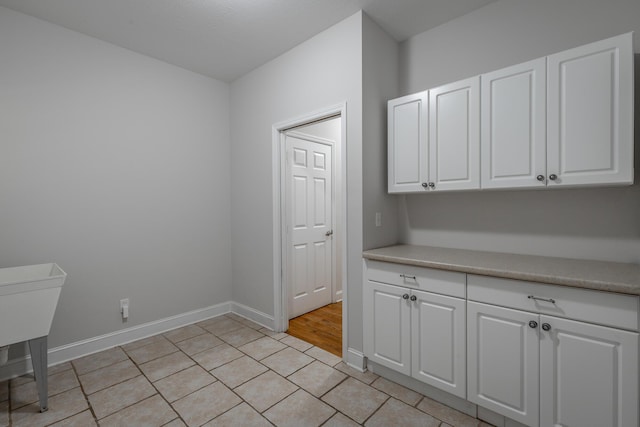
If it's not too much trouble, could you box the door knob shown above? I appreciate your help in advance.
[410,295,417,301]
[529,320,538,329]
[428,182,435,188]
[536,175,545,182]
[422,182,428,188]
[549,174,557,181]
[542,323,551,331]
[402,294,409,300]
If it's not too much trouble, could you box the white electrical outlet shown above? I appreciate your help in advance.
[375,212,382,227]
[120,298,129,320]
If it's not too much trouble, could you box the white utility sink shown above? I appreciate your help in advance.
[0,263,66,412]
[0,263,66,347]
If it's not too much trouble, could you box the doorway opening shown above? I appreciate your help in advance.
[272,105,346,360]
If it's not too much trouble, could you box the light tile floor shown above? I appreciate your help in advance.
[0,314,494,427]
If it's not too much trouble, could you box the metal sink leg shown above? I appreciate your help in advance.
[28,336,48,412]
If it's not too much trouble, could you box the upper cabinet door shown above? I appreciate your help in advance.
[388,91,429,193]
[547,33,634,187]
[481,58,547,189]
[429,76,480,191]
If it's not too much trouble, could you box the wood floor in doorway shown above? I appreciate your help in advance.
[287,302,342,357]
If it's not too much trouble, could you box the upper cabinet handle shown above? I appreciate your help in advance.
[400,274,416,280]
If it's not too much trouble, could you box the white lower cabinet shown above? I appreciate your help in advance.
[364,261,639,427]
[467,302,540,426]
[468,297,639,427]
[363,261,466,398]
[363,281,412,375]
[411,289,466,398]
[539,315,638,427]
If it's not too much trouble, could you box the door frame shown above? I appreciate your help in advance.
[272,103,347,361]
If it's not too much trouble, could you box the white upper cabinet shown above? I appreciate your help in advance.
[388,91,428,193]
[429,76,480,191]
[389,32,634,193]
[481,58,547,189]
[547,33,634,187]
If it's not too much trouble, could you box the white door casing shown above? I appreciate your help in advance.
[285,133,333,318]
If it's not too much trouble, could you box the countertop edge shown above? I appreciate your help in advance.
[363,250,640,296]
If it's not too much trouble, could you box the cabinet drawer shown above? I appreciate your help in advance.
[365,260,465,298]
[468,274,639,331]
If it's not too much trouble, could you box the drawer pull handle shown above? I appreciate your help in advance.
[400,274,416,280]
[528,295,556,304]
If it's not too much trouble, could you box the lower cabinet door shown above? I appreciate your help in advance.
[539,315,639,427]
[411,290,466,398]
[467,302,539,427]
[363,280,411,375]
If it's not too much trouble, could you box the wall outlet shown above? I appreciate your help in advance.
[120,298,129,320]
[375,212,382,227]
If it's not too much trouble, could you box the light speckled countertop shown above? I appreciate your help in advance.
[363,245,640,296]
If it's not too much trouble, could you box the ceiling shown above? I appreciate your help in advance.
[0,0,496,82]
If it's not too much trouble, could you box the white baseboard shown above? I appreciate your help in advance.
[230,302,274,330]
[0,300,273,381]
[345,348,366,372]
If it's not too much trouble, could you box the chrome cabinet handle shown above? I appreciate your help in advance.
[402,293,409,300]
[542,323,551,331]
[428,182,435,188]
[528,295,556,304]
[399,274,416,280]
[422,182,428,188]
[536,175,545,182]
[529,320,538,329]
[410,295,417,301]
[549,174,557,181]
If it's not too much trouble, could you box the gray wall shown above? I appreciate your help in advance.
[363,14,401,251]
[398,0,640,263]
[229,12,363,342]
[0,7,232,351]
[358,14,402,351]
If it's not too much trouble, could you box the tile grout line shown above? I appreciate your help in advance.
[9,314,488,427]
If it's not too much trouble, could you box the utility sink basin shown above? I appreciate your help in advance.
[0,263,66,412]
[0,263,66,347]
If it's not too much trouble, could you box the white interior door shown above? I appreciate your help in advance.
[285,133,333,318]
